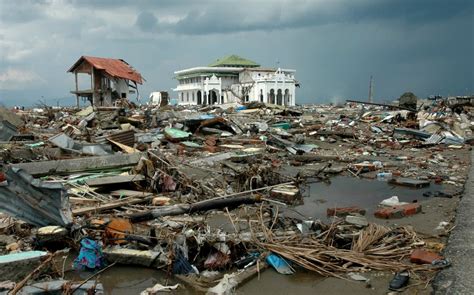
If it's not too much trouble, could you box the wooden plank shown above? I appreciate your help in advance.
[72,196,153,216]
[69,197,101,204]
[84,174,145,187]
[388,177,430,188]
[107,139,139,154]
[110,190,153,198]
[11,153,144,177]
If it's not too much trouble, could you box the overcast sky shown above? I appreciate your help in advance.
[0,0,473,106]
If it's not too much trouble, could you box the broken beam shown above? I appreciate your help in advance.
[11,153,144,177]
[72,196,154,216]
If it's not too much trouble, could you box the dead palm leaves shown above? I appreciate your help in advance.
[256,214,425,277]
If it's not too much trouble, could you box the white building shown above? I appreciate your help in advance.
[149,91,169,106]
[173,55,298,106]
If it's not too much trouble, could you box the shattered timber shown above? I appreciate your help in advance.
[0,93,473,294]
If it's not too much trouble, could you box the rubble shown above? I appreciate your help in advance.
[0,251,48,281]
[0,96,472,293]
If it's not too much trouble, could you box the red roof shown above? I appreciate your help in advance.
[68,56,143,84]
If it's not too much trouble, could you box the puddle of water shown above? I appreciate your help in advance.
[65,265,189,295]
[290,176,438,221]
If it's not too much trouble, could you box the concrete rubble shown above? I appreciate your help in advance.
[0,96,472,294]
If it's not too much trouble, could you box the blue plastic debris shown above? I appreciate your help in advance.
[199,114,216,120]
[172,248,197,275]
[73,238,106,270]
[266,253,294,274]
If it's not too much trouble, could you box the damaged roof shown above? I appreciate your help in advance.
[68,56,144,84]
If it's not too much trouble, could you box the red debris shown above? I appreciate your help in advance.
[410,249,443,264]
[374,203,422,219]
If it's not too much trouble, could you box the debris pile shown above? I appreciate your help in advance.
[0,96,472,293]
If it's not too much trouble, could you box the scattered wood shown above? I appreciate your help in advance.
[107,138,140,153]
[73,196,154,216]
[128,195,262,222]
[85,174,145,187]
[110,190,154,198]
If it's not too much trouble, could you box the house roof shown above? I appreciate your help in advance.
[68,56,143,84]
[208,55,260,68]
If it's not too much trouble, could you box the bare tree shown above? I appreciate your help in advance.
[223,81,255,103]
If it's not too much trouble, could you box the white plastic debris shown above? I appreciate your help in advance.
[207,273,238,295]
[380,196,408,207]
[347,272,369,282]
[140,283,179,294]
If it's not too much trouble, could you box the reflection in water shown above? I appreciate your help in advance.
[290,176,437,220]
[66,265,184,295]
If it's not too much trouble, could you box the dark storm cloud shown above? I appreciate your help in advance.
[64,0,473,35]
[136,11,158,32]
[171,0,473,35]
[67,0,208,10]
[355,0,472,21]
[0,0,472,107]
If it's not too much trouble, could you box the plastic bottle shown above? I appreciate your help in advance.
[377,172,393,181]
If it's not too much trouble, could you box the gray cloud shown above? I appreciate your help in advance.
[0,0,472,107]
[136,11,158,32]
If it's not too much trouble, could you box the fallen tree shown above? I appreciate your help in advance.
[128,195,262,222]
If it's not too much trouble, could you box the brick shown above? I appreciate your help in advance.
[410,249,443,264]
[327,206,366,217]
[374,207,404,219]
[374,203,422,219]
[402,203,422,216]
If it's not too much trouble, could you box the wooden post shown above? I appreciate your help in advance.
[91,68,95,106]
[75,72,79,108]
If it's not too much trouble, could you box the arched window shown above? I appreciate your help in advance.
[269,89,275,104]
[276,89,283,105]
[197,91,202,104]
[284,89,290,106]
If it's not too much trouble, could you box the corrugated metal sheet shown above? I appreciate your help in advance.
[107,130,136,147]
[0,120,17,141]
[95,130,136,147]
[0,167,73,227]
[68,56,143,84]
[49,133,112,156]
[424,134,443,145]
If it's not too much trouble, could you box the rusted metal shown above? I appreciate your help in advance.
[106,129,136,147]
[67,56,143,84]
